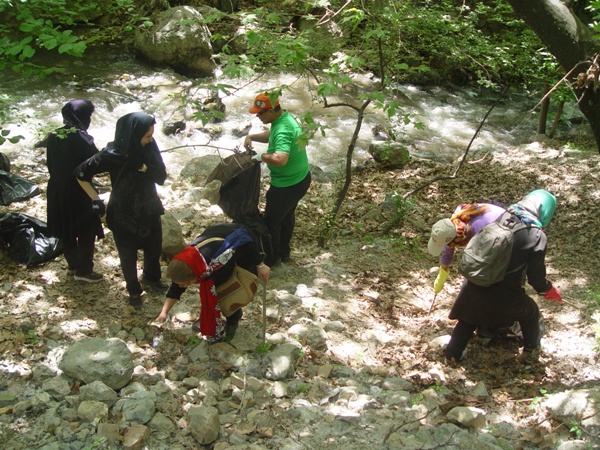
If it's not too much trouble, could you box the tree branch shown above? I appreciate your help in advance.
[403,86,508,199]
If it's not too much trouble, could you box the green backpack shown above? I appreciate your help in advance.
[458,212,532,286]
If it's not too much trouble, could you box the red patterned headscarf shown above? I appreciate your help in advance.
[172,246,225,339]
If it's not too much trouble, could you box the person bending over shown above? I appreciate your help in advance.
[155,223,270,343]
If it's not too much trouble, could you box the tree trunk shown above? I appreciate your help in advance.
[548,101,564,138]
[505,0,600,151]
[537,83,550,135]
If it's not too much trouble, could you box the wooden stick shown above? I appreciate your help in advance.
[561,298,584,310]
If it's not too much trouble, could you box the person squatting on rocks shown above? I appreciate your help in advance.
[155,223,270,343]
[74,112,167,308]
[443,190,563,363]
[46,99,105,282]
[428,202,506,295]
[243,92,311,267]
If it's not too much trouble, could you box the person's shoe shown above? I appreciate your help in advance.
[141,277,168,292]
[192,319,200,332]
[74,272,104,283]
[128,294,143,309]
[224,322,239,343]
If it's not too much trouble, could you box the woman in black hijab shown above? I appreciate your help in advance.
[46,99,104,282]
[75,112,167,308]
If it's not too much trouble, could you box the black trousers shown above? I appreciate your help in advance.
[62,225,97,276]
[264,172,311,265]
[115,227,162,296]
[446,312,541,360]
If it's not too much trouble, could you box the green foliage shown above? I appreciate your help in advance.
[187,335,202,348]
[0,0,152,77]
[529,387,548,409]
[0,94,24,146]
[0,127,23,146]
[569,420,584,439]
[0,0,97,76]
[255,341,272,354]
[295,383,311,394]
[382,192,416,232]
[586,1,600,37]
[23,329,40,345]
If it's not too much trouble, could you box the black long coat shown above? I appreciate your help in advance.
[74,144,166,249]
[448,223,552,327]
[46,128,104,241]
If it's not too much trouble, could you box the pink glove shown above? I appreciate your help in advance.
[544,285,563,303]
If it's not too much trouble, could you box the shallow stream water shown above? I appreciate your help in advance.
[0,49,583,179]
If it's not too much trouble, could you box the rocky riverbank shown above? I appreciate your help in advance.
[0,138,599,449]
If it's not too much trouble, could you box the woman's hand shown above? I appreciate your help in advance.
[257,263,270,284]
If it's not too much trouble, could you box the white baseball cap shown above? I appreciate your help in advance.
[427,218,457,256]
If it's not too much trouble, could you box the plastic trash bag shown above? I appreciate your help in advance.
[0,152,10,172]
[0,170,40,206]
[205,152,271,255]
[0,212,62,265]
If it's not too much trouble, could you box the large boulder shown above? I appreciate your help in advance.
[368,141,410,169]
[59,338,134,390]
[134,6,216,78]
[180,155,222,183]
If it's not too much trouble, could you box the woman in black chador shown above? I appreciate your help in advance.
[75,112,167,308]
[46,99,104,282]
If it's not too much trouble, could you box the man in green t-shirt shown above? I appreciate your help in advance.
[244,93,311,266]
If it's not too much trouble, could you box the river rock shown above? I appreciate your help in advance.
[41,376,71,400]
[0,390,16,407]
[79,380,118,407]
[59,338,133,390]
[447,405,487,429]
[544,387,600,429]
[188,405,220,445]
[161,213,185,258]
[77,400,109,423]
[287,323,328,349]
[368,141,410,168]
[122,424,150,450]
[134,6,216,78]
[263,343,302,380]
[113,391,157,425]
[180,155,222,183]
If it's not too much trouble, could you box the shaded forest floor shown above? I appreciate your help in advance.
[1,137,599,447]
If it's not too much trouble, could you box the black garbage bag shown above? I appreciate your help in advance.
[0,152,10,172]
[0,169,40,206]
[205,152,272,256]
[0,212,62,265]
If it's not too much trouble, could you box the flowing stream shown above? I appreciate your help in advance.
[0,50,584,181]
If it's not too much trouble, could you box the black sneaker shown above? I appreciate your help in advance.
[74,272,104,283]
[128,294,143,309]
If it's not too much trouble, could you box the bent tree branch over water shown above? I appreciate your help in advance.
[402,86,509,200]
